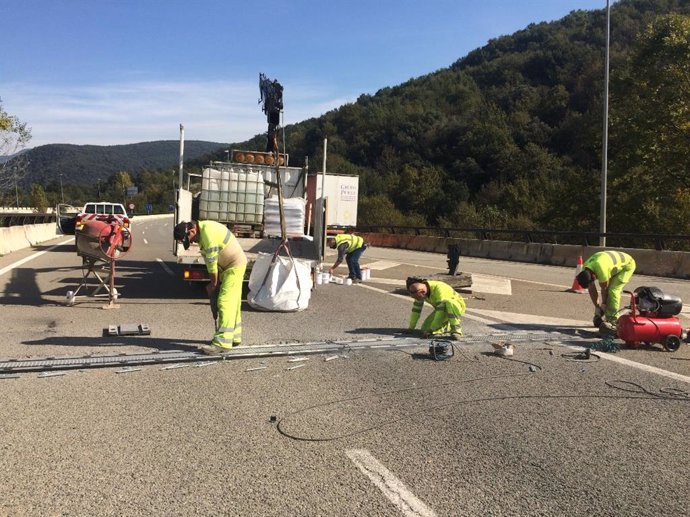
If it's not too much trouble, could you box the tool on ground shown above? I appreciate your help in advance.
[616,287,685,352]
[106,324,151,337]
[428,340,454,360]
[491,342,514,357]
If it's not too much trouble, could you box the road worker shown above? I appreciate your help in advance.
[403,277,466,340]
[328,229,368,283]
[576,250,636,332]
[174,220,247,354]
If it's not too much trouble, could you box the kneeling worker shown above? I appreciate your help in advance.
[174,220,247,354]
[576,250,636,331]
[404,277,466,340]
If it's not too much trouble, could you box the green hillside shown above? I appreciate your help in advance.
[20,140,225,186]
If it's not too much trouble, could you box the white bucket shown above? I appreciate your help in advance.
[335,276,344,285]
[316,273,323,285]
[345,278,352,286]
[362,268,371,280]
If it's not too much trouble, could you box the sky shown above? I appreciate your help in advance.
[1,0,608,149]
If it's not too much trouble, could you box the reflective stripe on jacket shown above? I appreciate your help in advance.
[583,250,635,283]
[334,233,364,253]
[198,220,247,274]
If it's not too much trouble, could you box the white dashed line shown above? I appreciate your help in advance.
[346,449,437,517]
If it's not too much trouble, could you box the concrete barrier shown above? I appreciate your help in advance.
[361,233,690,280]
[0,213,173,256]
[0,223,60,255]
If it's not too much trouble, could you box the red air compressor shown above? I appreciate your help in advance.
[616,287,685,352]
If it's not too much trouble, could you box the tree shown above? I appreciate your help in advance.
[609,14,690,233]
[0,99,32,204]
[29,184,49,213]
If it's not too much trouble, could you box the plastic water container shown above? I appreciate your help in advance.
[345,278,352,286]
[316,273,323,285]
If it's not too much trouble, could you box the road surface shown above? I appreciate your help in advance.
[0,215,688,516]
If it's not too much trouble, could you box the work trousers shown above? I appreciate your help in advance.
[346,246,366,280]
[605,260,636,321]
[420,297,466,335]
[211,265,246,348]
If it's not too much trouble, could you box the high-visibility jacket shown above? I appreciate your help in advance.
[583,251,635,284]
[334,233,364,253]
[409,280,466,330]
[198,220,247,275]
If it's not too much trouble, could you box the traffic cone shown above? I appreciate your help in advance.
[568,255,587,293]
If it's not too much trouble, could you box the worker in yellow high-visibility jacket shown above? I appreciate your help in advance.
[174,220,247,354]
[328,230,368,283]
[576,250,636,330]
[403,277,466,340]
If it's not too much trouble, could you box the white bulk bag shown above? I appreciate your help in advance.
[247,252,312,311]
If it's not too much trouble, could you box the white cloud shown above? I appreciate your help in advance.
[1,79,348,148]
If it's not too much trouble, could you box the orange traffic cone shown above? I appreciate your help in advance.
[568,256,587,293]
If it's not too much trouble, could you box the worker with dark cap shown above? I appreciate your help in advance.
[576,250,636,332]
[328,229,368,283]
[174,220,247,354]
[403,277,466,340]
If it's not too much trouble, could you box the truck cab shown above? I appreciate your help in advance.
[75,202,131,231]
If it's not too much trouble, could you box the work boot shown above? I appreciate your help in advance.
[598,321,618,338]
[198,343,229,355]
[449,332,462,341]
[352,278,362,284]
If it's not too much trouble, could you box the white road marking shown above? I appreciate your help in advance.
[468,274,512,295]
[365,260,400,270]
[359,274,511,296]
[0,238,74,277]
[346,449,437,517]
[156,258,174,276]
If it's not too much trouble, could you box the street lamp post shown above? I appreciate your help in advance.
[600,0,611,248]
[59,174,65,204]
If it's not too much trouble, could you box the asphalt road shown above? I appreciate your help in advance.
[0,215,688,516]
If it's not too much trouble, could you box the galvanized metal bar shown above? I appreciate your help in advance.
[0,333,586,374]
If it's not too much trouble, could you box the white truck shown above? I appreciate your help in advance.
[174,150,317,282]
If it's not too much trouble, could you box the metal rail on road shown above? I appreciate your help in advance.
[0,333,588,375]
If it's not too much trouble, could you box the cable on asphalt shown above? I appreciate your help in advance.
[275,364,689,442]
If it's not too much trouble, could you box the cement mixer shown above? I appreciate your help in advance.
[67,217,133,308]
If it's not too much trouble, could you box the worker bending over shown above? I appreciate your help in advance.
[404,277,466,340]
[328,230,368,283]
[576,250,636,331]
[174,220,247,354]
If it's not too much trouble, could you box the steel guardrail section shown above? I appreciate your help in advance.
[0,332,588,373]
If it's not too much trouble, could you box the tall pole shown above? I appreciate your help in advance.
[600,0,611,248]
[178,124,185,189]
[59,174,64,203]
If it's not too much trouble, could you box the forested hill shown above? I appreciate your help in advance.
[221,0,689,235]
[21,140,224,186]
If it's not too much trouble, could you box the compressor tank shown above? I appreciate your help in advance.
[75,219,131,262]
[617,315,682,345]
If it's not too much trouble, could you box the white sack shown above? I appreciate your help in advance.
[247,252,312,311]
